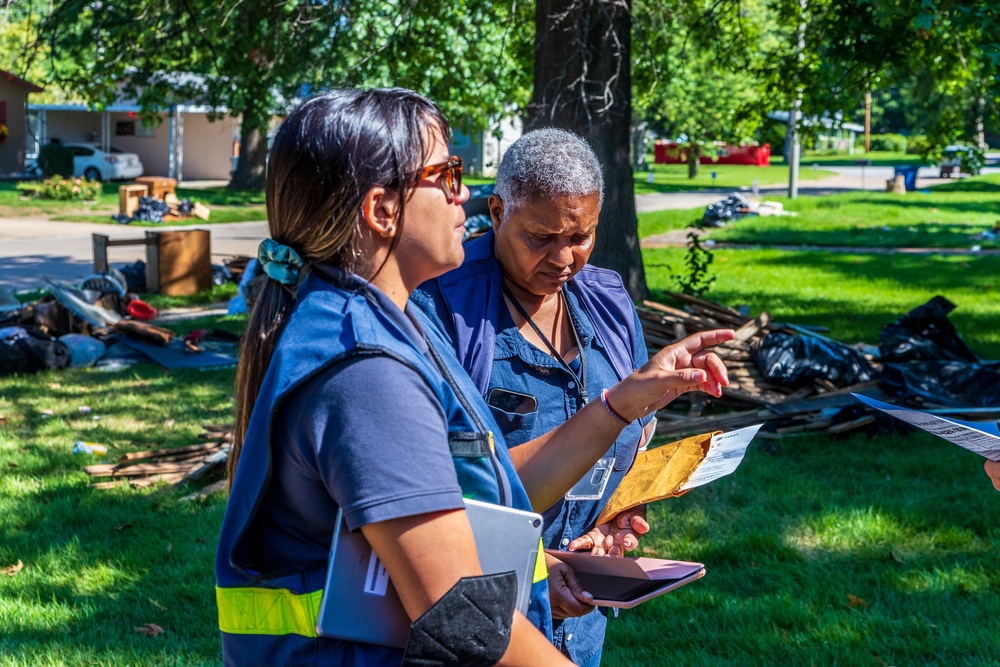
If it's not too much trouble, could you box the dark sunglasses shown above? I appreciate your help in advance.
[411,155,463,200]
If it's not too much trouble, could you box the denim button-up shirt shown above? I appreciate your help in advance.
[487,286,649,665]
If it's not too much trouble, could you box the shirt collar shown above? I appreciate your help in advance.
[494,281,598,362]
[311,263,429,355]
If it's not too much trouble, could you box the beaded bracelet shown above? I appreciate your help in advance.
[601,388,631,426]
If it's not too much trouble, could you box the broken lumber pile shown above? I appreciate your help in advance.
[640,292,881,440]
[85,424,231,489]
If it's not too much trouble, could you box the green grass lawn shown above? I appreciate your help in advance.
[634,163,837,194]
[3,195,1000,664]
[643,246,1000,357]
[0,181,120,218]
[1,182,266,226]
[797,150,928,168]
[606,428,1000,667]
[642,174,1000,250]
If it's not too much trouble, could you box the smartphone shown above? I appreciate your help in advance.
[487,388,538,415]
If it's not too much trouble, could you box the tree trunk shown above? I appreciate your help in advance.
[229,99,269,191]
[529,0,647,301]
[687,143,699,179]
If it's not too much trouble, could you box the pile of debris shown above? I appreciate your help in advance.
[701,193,796,228]
[640,292,1000,441]
[85,425,231,491]
[0,271,238,377]
[112,179,210,225]
[113,193,211,225]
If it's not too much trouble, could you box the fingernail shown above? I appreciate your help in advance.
[693,371,706,382]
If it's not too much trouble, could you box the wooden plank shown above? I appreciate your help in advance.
[766,392,864,417]
[128,473,188,488]
[775,418,833,436]
[733,313,770,344]
[655,407,770,435]
[90,460,209,478]
[91,480,129,490]
[638,302,719,330]
[828,414,877,433]
[118,441,225,462]
[181,450,230,482]
[688,392,707,418]
[180,479,227,502]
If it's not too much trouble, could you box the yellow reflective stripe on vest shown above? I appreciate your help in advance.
[533,537,548,584]
[219,539,548,635]
[216,586,322,637]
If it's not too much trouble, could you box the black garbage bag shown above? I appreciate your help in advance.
[751,331,877,388]
[881,360,1000,408]
[463,214,492,241]
[879,296,979,363]
[0,327,71,376]
[700,194,752,228]
[212,264,234,286]
[117,260,147,292]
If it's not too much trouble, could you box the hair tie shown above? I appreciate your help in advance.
[258,239,306,287]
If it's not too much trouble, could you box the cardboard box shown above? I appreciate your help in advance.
[147,229,211,296]
[135,176,177,201]
[118,184,149,216]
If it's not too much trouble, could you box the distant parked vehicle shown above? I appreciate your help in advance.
[939,145,961,178]
[64,143,144,181]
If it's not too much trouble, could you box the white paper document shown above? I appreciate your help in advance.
[853,394,1000,461]
[679,424,763,491]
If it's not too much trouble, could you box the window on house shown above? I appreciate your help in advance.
[136,119,157,137]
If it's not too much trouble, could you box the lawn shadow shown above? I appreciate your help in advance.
[712,219,999,249]
[607,431,1000,666]
[0,476,225,662]
[0,254,95,291]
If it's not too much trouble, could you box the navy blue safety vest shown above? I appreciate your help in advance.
[215,271,551,666]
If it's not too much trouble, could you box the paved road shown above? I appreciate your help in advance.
[1,165,994,291]
[0,219,268,291]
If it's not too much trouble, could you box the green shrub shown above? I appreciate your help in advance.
[868,133,908,152]
[18,175,101,201]
[905,135,929,155]
[37,142,74,176]
[953,143,986,176]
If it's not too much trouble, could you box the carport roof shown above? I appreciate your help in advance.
[0,69,44,93]
[28,103,225,113]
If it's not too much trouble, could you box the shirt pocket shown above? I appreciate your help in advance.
[487,404,539,446]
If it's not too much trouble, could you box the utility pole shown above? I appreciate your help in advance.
[788,0,806,199]
[864,89,871,153]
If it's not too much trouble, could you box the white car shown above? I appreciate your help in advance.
[65,143,144,181]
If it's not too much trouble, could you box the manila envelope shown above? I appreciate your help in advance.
[594,431,719,526]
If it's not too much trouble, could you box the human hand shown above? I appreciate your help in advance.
[986,459,1000,492]
[546,553,596,619]
[567,507,650,557]
[608,329,735,421]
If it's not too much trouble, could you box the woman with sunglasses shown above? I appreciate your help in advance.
[216,88,733,666]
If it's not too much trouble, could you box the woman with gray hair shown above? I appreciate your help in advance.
[413,128,658,666]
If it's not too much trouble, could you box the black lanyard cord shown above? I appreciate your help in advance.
[502,284,589,405]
